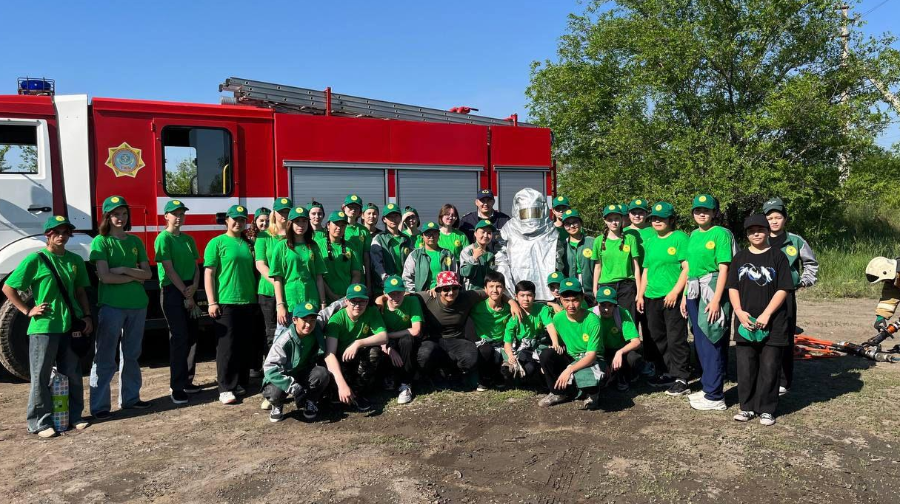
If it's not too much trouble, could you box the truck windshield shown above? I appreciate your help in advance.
[162,126,232,196]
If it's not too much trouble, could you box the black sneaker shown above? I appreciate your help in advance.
[183,384,201,394]
[170,390,189,404]
[665,379,690,396]
[302,400,319,420]
[124,400,152,409]
[269,405,284,423]
[648,374,676,388]
[93,410,111,421]
[352,397,372,412]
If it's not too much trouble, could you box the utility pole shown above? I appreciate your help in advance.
[838,4,850,183]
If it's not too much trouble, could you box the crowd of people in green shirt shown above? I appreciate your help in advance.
[6,189,819,437]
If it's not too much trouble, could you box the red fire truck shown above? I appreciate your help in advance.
[0,77,554,379]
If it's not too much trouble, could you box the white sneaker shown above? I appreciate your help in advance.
[689,395,727,411]
[733,410,756,422]
[219,391,237,405]
[759,413,776,426]
[397,384,413,405]
[234,386,247,396]
[260,398,272,410]
[778,386,788,396]
[688,390,706,401]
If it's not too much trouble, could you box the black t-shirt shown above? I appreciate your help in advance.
[460,211,510,243]
[768,232,787,250]
[726,247,794,345]
[418,290,487,339]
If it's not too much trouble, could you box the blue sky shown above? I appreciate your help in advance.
[2,0,898,147]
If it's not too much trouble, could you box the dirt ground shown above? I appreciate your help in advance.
[1,297,899,503]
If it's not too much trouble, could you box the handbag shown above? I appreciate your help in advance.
[36,251,88,334]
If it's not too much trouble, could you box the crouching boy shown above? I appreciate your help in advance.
[472,271,513,391]
[501,280,554,385]
[261,302,331,423]
[538,278,607,410]
[593,286,643,391]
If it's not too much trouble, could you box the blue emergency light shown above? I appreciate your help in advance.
[17,77,55,96]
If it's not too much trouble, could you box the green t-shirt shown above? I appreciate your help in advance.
[5,251,90,334]
[314,234,362,299]
[382,296,424,333]
[268,239,327,309]
[641,230,688,299]
[326,307,387,354]
[600,307,640,352]
[471,299,511,342]
[425,248,444,289]
[344,222,371,257]
[591,233,640,284]
[686,226,734,279]
[550,310,603,360]
[89,234,149,309]
[203,234,257,305]
[154,230,199,288]
[254,230,285,297]
[438,229,469,258]
[503,303,553,345]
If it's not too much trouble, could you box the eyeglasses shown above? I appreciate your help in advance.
[437,286,460,293]
[348,298,369,306]
[563,220,581,228]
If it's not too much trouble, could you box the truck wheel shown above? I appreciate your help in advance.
[0,294,31,381]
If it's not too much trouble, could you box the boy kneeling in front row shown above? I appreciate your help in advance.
[539,277,607,410]
[262,302,332,422]
[501,280,555,386]
[594,286,645,391]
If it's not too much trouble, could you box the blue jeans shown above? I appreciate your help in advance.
[686,298,730,401]
[90,306,147,414]
[27,333,84,432]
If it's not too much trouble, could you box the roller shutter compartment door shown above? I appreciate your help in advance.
[290,167,386,214]
[396,170,480,223]
[497,170,547,215]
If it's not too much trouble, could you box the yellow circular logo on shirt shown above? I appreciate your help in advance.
[454,240,461,247]
[338,212,346,218]
[608,205,616,211]
[667,247,677,255]
[55,216,65,222]
[344,250,351,259]
[612,327,620,334]
[362,324,369,333]
[402,314,410,322]
[354,285,362,292]
[655,204,663,211]
[111,197,120,203]
[699,196,708,203]
[403,247,409,254]
[583,248,592,259]
[237,206,244,212]
[390,279,399,286]
[305,303,314,310]
[582,333,589,342]
[444,257,452,266]
[623,245,631,253]
[281,198,288,204]
[351,195,358,201]
[131,247,137,256]
[603,288,612,296]
[705,241,715,250]
[786,246,798,257]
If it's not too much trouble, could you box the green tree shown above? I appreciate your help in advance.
[528,0,900,235]
[0,145,9,172]
[165,158,197,195]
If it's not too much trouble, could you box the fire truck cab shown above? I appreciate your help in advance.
[0,77,553,380]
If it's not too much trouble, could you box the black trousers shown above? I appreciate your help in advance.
[336,348,383,392]
[736,342,782,415]
[214,304,254,393]
[603,348,643,379]
[258,295,278,362]
[417,337,478,375]
[261,366,330,406]
[538,348,598,396]
[476,341,504,385]
[500,347,542,384]
[391,334,421,385]
[644,296,690,381]
[781,291,797,389]
[160,284,198,392]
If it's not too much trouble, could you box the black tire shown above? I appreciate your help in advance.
[0,293,32,381]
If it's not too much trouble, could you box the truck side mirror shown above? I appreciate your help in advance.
[215,212,226,225]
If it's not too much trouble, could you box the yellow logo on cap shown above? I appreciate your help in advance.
[281,198,288,204]
[583,248,592,258]
[608,205,616,211]
[237,206,244,212]
[305,303,314,310]
[338,212,345,217]
[623,245,631,253]
[655,204,663,211]
[565,210,572,215]
[603,288,612,296]
[786,246,798,256]
[699,196,708,202]
[55,216,65,222]
[557,196,564,201]
[582,333,589,342]
[350,195,358,201]
[111,197,120,203]
[173,200,181,205]
[354,285,362,292]
[565,281,573,287]
[551,273,559,279]
[636,200,642,205]
[705,241,715,250]
[390,279,399,286]
[428,223,435,228]
[481,190,490,193]
[483,220,490,226]
[387,204,395,209]
[667,247,677,255]
[295,207,303,213]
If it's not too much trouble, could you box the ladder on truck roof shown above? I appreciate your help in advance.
[219,77,530,127]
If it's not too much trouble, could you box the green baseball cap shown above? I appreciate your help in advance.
[692,194,717,210]
[343,194,363,207]
[163,199,189,214]
[403,206,419,218]
[43,215,75,233]
[328,210,348,223]
[383,203,401,216]
[737,316,770,342]
[558,277,584,295]
[474,219,495,231]
[254,207,271,218]
[102,195,128,214]
[364,202,380,213]
[346,283,369,300]
[307,200,324,212]
[273,197,293,212]
[628,199,650,212]
[602,203,624,217]
[561,209,582,222]
[422,221,440,233]
[383,275,405,294]
[226,204,248,219]
[762,197,786,216]
[288,206,308,220]
[649,202,675,219]
[547,271,564,285]
[552,195,570,209]
[292,301,319,318]
[595,286,618,304]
